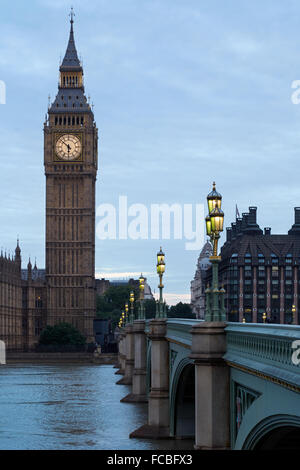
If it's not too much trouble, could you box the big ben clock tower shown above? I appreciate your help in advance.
[44,11,98,342]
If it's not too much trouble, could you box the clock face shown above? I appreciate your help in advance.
[55,134,82,161]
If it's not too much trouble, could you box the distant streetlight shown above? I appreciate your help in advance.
[156,247,167,318]
[292,304,296,324]
[138,274,145,320]
[129,291,135,323]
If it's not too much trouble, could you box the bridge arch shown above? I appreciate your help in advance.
[242,415,300,450]
[170,357,195,438]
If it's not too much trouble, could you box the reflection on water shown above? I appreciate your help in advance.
[0,364,193,450]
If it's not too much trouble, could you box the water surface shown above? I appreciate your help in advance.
[0,364,193,450]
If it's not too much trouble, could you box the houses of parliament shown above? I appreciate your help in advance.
[0,13,98,350]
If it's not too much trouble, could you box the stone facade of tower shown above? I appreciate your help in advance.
[44,16,98,342]
[190,241,213,319]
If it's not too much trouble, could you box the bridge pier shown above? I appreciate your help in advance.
[190,321,230,450]
[121,320,148,403]
[130,319,170,439]
[115,332,125,375]
[116,324,134,385]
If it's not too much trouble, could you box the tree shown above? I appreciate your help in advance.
[96,284,139,314]
[96,283,140,329]
[39,322,86,346]
[168,302,193,319]
[144,299,157,319]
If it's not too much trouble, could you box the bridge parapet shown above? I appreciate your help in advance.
[166,319,203,347]
[224,323,300,391]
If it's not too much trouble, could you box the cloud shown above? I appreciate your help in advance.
[153,293,191,306]
[95,271,151,280]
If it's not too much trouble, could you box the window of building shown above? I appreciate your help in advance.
[258,266,265,277]
[272,266,279,277]
[230,254,238,264]
[285,254,292,264]
[244,267,252,278]
[258,253,265,264]
[285,267,293,278]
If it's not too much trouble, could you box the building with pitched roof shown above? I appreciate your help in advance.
[205,207,300,324]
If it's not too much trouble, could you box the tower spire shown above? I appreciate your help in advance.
[70,6,75,26]
[48,8,92,113]
[60,7,81,71]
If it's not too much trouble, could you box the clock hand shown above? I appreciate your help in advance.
[61,140,71,152]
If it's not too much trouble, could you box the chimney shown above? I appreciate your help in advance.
[288,207,300,235]
[264,227,271,236]
[226,227,232,242]
[295,207,300,225]
[248,207,257,225]
[231,223,237,239]
[241,213,249,231]
[236,218,242,235]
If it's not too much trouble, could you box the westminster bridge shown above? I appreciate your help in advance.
[115,319,300,450]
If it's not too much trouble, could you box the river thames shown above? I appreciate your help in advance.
[0,364,193,450]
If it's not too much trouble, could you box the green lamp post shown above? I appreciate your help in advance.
[138,274,146,320]
[125,303,129,325]
[129,291,135,323]
[156,247,167,318]
[205,182,226,322]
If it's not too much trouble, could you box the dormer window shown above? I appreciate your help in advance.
[230,253,238,264]
[258,253,265,264]
[285,254,292,264]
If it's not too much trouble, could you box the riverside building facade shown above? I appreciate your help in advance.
[205,207,300,324]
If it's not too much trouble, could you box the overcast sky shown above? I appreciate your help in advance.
[1,0,300,304]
